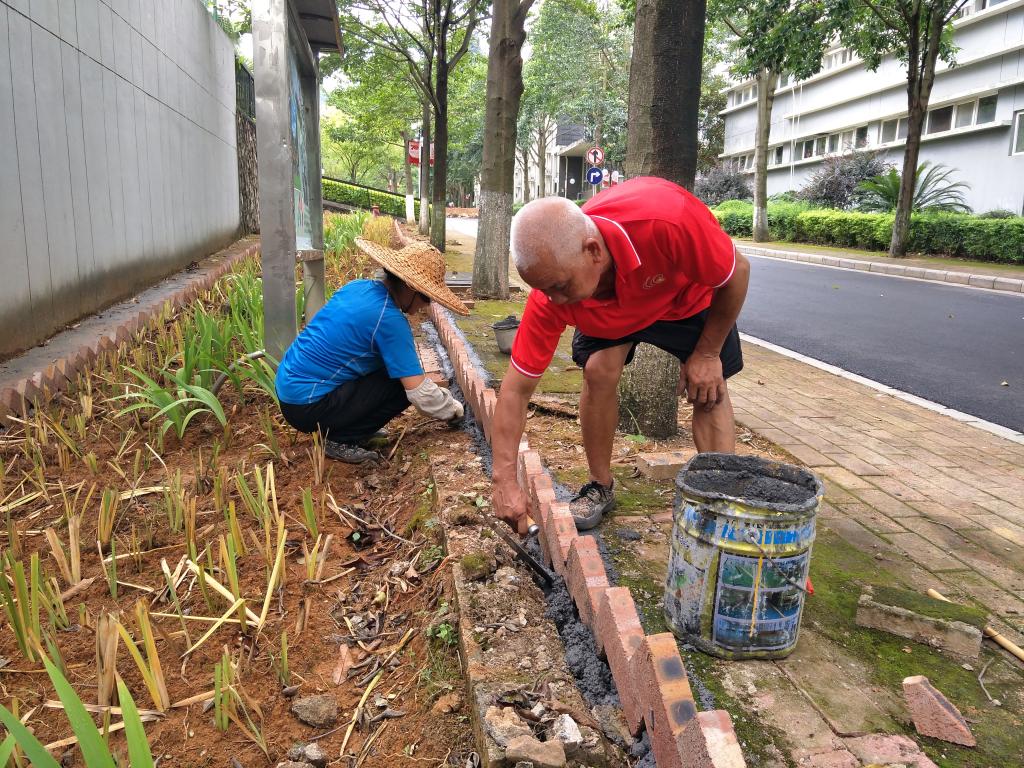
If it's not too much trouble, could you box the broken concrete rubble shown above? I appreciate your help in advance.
[855,591,983,658]
[505,735,568,768]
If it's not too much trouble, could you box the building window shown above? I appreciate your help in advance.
[1013,111,1024,155]
[855,126,868,147]
[977,95,997,124]
[928,105,954,133]
[879,117,908,144]
[772,146,784,165]
[954,100,975,128]
[826,134,838,153]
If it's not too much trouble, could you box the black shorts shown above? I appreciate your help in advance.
[571,309,744,377]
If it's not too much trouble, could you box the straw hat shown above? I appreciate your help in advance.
[355,238,470,316]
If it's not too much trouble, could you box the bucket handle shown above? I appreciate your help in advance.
[742,529,812,595]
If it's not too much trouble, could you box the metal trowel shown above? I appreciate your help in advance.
[486,519,554,586]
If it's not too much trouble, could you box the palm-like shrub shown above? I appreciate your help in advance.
[857,161,972,214]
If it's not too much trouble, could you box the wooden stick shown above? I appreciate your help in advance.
[927,588,1024,664]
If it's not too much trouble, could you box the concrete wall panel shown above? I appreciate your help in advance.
[0,6,36,347]
[0,0,241,355]
[10,9,54,327]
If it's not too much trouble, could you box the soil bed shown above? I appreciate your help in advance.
[0,241,475,766]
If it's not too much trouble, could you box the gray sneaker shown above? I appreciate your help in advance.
[325,440,381,464]
[569,480,615,531]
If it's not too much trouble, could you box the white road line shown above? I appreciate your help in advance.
[740,333,1024,446]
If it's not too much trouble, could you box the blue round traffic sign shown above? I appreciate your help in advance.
[586,166,603,185]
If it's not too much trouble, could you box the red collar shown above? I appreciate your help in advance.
[589,214,643,274]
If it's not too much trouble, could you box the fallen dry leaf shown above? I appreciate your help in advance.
[332,644,355,685]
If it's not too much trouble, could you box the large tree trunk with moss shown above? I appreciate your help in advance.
[618,0,706,438]
[472,0,533,299]
[752,68,777,242]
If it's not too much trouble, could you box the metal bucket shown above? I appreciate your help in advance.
[492,316,520,355]
[664,453,823,659]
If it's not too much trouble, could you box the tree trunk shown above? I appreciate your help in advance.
[537,121,547,197]
[419,102,432,235]
[431,46,449,251]
[472,0,533,299]
[752,68,777,242]
[618,0,706,438]
[890,6,942,257]
[402,130,415,222]
[521,143,531,203]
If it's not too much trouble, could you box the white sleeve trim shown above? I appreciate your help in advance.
[713,245,738,289]
[510,357,544,378]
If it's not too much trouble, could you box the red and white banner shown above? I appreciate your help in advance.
[408,139,435,166]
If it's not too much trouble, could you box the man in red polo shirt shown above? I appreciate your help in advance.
[492,176,750,534]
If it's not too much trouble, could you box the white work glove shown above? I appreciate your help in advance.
[406,378,464,422]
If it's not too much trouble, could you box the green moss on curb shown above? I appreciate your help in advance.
[868,584,988,630]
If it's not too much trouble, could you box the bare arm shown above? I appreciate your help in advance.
[491,366,541,534]
[682,251,751,409]
[400,374,426,390]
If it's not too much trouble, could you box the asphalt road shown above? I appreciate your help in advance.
[740,255,1024,432]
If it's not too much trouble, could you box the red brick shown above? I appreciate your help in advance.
[595,588,644,728]
[543,502,576,576]
[565,536,609,626]
[627,633,696,748]
[481,388,497,441]
[675,710,746,768]
[517,449,543,489]
[902,675,975,746]
[528,471,556,520]
[14,377,41,409]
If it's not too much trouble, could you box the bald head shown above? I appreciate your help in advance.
[509,196,610,305]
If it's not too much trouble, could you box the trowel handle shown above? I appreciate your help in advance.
[526,516,539,536]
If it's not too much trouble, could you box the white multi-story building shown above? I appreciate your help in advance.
[720,0,1024,214]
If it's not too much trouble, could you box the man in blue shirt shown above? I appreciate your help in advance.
[276,239,469,463]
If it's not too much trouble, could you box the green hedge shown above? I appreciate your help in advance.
[322,178,421,220]
[712,201,1024,263]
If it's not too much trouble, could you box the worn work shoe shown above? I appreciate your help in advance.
[324,440,381,464]
[569,480,615,531]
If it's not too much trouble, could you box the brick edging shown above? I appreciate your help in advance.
[737,243,1024,294]
[0,238,261,427]
[427,302,747,768]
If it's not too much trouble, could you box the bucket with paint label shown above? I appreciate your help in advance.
[664,453,823,659]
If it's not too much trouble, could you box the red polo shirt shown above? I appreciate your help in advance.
[510,177,736,378]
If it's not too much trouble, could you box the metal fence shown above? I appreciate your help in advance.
[236,59,255,121]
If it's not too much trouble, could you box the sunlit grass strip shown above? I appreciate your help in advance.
[116,604,169,711]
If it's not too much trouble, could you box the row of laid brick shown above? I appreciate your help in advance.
[0,238,260,427]
[427,302,746,768]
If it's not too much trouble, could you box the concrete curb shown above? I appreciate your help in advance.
[0,238,260,427]
[426,301,747,768]
[737,244,1024,294]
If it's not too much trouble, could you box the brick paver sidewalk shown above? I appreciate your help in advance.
[730,343,1024,644]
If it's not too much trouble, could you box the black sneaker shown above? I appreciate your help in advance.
[569,480,615,531]
[325,440,381,464]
